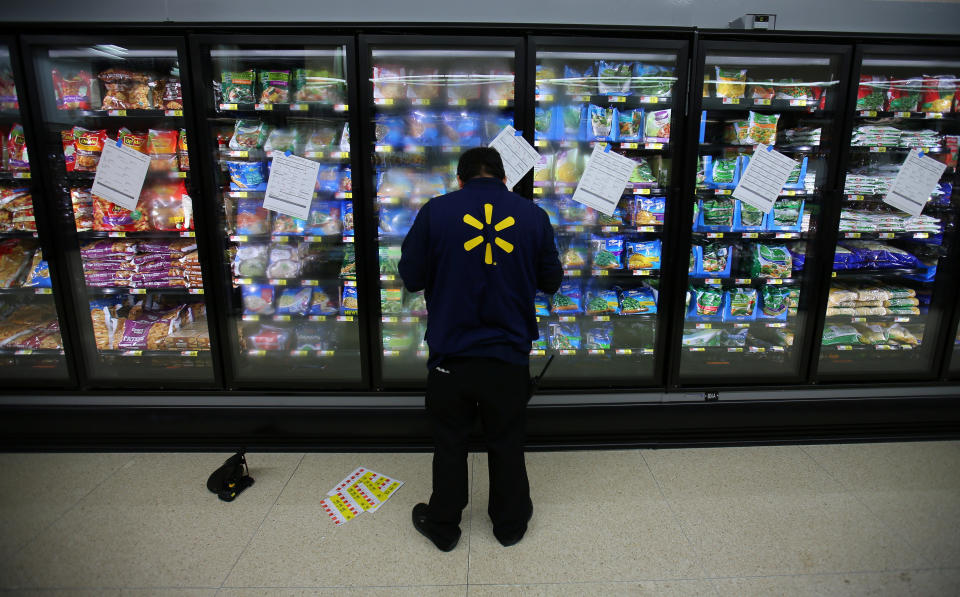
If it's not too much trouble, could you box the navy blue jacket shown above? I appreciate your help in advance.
[399,177,563,368]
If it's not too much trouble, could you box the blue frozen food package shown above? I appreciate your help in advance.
[590,235,624,269]
[315,165,340,193]
[585,322,614,349]
[373,115,404,146]
[308,287,339,316]
[236,198,271,234]
[534,291,551,317]
[405,110,440,146]
[619,286,657,315]
[587,104,615,141]
[558,196,596,225]
[378,206,414,236]
[617,108,642,142]
[548,322,581,350]
[832,245,863,270]
[625,239,661,270]
[563,64,595,95]
[441,110,482,147]
[276,287,312,316]
[584,282,619,315]
[340,284,359,315]
[535,198,560,227]
[341,201,354,236]
[551,280,583,314]
[305,200,343,235]
[242,284,275,315]
[535,106,553,140]
[227,161,268,191]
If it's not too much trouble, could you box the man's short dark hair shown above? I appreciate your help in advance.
[457,147,506,182]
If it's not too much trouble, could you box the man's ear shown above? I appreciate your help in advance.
[457,175,464,189]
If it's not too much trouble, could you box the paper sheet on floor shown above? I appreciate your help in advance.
[322,466,405,524]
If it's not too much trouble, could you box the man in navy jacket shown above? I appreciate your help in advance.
[399,147,562,551]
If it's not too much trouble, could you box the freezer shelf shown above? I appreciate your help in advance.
[369,44,516,383]
[27,38,215,384]
[679,45,846,383]
[0,43,69,382]
[817,50,960,378]
[198,41,362,384]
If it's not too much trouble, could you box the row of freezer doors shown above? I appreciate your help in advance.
[2,33,960,390]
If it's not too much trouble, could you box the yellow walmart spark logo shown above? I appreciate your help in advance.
[463,203,514,265]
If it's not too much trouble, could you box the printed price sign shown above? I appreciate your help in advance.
[884,149,948,217]
[571,144,636,216]
[91,139,151,210]
[732,144,798,214]
[488,125,540,190]
[262,152,320,220]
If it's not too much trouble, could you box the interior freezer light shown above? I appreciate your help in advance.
[210,48,344,57]
[48,48,178,58]
[371,49,514,58]
[863,58,960,68]
[705,55,831,66]
[538,52,675,61]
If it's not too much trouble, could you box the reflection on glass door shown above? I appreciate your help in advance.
[679,45,847,383]
[27,38,215,386]
[0,42,69,383]
[366,43,518,384]
[533,43,682,385]
[817,48,960,378]
[194,39,363,385]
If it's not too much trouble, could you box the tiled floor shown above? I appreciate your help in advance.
[0,441,958,596]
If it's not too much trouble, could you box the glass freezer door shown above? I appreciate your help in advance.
[533,43,682,386]
[366,42,519,385]
[817,49,960,379]
[193,39,363,386]
[0,42,70,383]
[679,46,847,384]
[26,38,216,386]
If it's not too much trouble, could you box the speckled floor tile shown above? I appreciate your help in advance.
[0,453,134,558]
[217,586,466,596]
[711,567,960,597]
[467,450,702,584]
[467,579,715,596]
[0,590,217,596]
[644,446,927,577]
[1,452,303,590]
[222,452,470,588]
[804,441,960,568]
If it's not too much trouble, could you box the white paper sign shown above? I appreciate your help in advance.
[571,144,636,216]
[488,125,540,190]
[732,144,799,214]
[91,140,151,211]
[263,153,321,220]
[884,149,948,217]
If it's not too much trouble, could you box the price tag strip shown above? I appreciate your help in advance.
[571,144,637,216]
[91,139,152,210]
[884,149,948,217]
[487,125,540,190]
[262,152,321,220]
[732,143,799,214]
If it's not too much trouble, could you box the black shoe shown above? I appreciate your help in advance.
[493,502,533,547]
[412,503,460,552]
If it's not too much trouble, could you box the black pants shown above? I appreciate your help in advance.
[425,356,531,536]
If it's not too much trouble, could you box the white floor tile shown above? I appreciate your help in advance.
[1,452,302,590]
